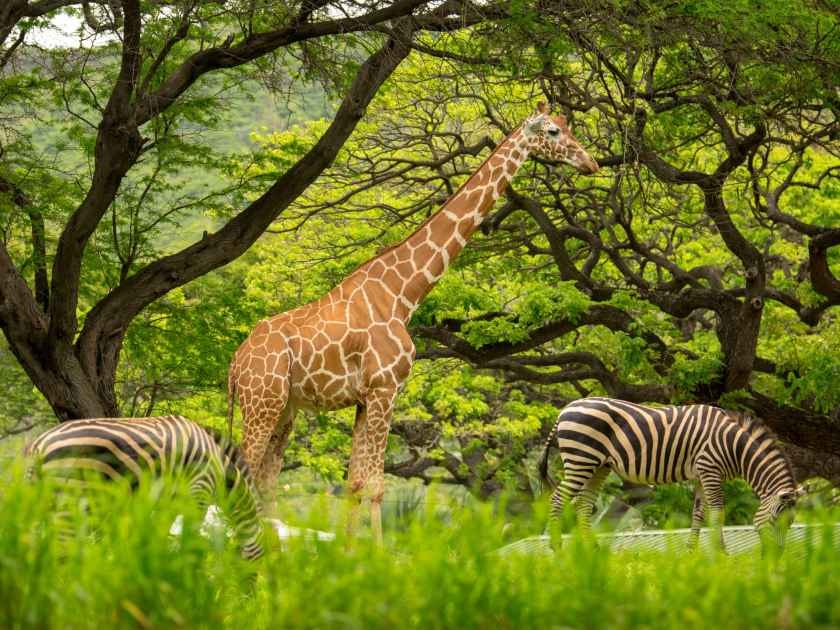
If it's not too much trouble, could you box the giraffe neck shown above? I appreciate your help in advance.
[348,128,531,322]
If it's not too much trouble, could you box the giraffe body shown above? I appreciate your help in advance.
[229,103,599,540]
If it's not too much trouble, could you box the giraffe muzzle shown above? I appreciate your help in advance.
[575,153,600,175]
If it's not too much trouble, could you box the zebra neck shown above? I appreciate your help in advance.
[732,434,792,498]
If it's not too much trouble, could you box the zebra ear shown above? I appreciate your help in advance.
[778,489,798,506]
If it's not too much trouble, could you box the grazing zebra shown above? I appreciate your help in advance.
[538,397,798,549]
[26,415,264,560]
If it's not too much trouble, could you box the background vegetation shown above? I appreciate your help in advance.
[1,0,839,530]
[2,466,840,629]
[1,1,839,626]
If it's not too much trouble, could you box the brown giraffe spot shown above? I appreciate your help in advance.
[368,259,386,276]
[395,259,415,280]
[312,331,330,350]
[250,320,270,345]
[382,268,402,295]
[413,242,435,264]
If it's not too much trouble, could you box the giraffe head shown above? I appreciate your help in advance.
[522,102,599,174]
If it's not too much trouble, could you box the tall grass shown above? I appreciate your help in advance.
[2,462,839,629]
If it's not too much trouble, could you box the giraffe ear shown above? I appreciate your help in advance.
[536,101,551,114]
[525,113,546,137]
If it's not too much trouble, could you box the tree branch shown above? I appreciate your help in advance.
[76,21,417,400]
[47,0,144,346]
[134,0,432,123]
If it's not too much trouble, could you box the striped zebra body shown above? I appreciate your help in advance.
[539,397,797,547]
[26,415,264,560]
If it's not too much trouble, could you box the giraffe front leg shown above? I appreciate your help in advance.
[346,389,396,544]
[346,404,367,543]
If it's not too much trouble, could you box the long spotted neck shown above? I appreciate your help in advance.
[354,128,531,322]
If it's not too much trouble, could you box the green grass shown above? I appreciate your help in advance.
[2,461,839,629]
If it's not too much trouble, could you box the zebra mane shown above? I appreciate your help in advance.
[200,424,253,477]
[723,410,774,439]
[723,410,795,478]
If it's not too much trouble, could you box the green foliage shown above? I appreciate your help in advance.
[0,341,53,435]
[3,466,840,629]
[671,349,725,398]
[460,281,592,348]
[640,479,760,528]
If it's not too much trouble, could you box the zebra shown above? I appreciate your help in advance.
[538,397,798,550]
[25,415,265,560]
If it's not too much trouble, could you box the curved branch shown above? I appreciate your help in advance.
[414,303,670,364]
[47,0,144,346]
[76,23,417,397]
[809,229,840,303]
[134,0,432,123]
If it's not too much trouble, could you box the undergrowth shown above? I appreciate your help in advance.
[1,461,838,629]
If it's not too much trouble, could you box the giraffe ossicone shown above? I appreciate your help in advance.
[228,101,599,541]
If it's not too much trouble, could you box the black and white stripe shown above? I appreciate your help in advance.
[539,397,797,545]
[26,415,264,560]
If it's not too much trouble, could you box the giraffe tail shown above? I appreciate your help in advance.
[227,362,237,442]
[538,421,559,490]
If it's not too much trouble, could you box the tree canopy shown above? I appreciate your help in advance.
[1,0,839,500]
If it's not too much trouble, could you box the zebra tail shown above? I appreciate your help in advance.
[227,363,237,442]
[538,423,558,490]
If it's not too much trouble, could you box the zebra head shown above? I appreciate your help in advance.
[201,424,265,560]
[754,486,800,547]
[723,411,797,526]
[752,470,798,533]
[758,488,797,520]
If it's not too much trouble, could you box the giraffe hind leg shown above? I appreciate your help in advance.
[238,366,291,501]
[255,405,297,515]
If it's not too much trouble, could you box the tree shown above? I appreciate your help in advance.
[0,0,502,421]
[263,1,840,484]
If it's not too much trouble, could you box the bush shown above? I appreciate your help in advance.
[1,461,839,629]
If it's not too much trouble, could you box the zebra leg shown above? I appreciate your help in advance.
[689,484,705,550]
[699,473,726,553]
[547,462,600,550]
[572,466,610,540]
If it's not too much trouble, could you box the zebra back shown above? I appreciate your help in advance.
[26,415,264,559]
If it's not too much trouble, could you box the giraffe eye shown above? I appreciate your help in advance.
[547,128,560,137]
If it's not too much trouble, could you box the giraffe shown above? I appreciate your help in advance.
[227,102,599,541]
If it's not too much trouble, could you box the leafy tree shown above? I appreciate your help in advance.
[237,1,840,488]
[0,0,502,421]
